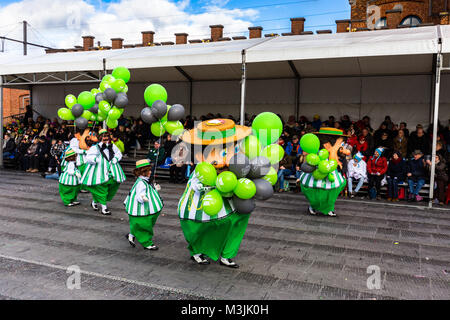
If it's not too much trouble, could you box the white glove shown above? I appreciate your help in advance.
[75,172,82,179]
[155,184,161,191]
[141,194,149,202]
[112,158,118,164]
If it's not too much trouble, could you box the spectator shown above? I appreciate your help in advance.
[347,152,367,198]
[323,116,335,128]
[407,126,430,157]
[436,141,449,163]
[112,134,125,154]
[340,115,352,131]
[3,133,16,159]
[147,140,166,178]
[375,131,394,159]
[134,119,149,150]
[386,151,407,202]
[373,122,391,143]
[406,150,427,202]
[23,105,33,127]
[359,128,374,158]
[286,115,296,128]
[311,115,322,131]
[399,122,409,138]
[164,134,177,157]
[169,143,190,184]
[426,154,448,205]
[36,136,50,171]
[367,147,388,200]
[24,138,40,172]
[277,153,294,193]
[384,116,394,131]
[285,135,302,162]
[46,139,65,174]
[393,129,408,159]
[16,136,31,170]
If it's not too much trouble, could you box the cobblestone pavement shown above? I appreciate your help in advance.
[0,170,449,300]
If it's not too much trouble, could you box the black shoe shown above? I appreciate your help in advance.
[219,258,239,268]
[191,254,210,265]
[125,234,135,247]
[91,201,99,211]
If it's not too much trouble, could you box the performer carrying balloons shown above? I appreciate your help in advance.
[177,112,284,268]
[124,159,163,250]
[58,148,82,207]
[299,128,351,217]
[81,129,126,215]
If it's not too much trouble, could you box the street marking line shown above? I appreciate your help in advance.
[0,253,214,300]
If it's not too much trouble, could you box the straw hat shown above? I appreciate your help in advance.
[180,119,252,146]
[65,148,76,158]
[98,129,108,136]
[135,159,151,169]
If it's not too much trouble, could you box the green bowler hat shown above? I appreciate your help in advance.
[136,159,151,169]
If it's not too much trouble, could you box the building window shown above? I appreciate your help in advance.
[375,17,387,29]
[400,16,422,27]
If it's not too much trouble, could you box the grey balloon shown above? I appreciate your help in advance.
[75,117,88,130]
[104,88,117,103]
[228,153,251,178]
[253,179,274,200]
[114,93,128,108]
[89,104,99,114]
[71,104,84,118]
[151,100,167,119]
[247,156,271,179]
[301,162,316,173]
[141,107,157,124]
[95,93,105,103]
[232,195,256,214]
[167,104,185,121]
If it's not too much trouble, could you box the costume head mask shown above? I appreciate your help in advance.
[75,128,98,150]
[317,127,352,168]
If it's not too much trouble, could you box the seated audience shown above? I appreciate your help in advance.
[426,154,448,205]
[407,150,428,202]
[367,148,388,200]
[347,152,367,198]
[386,151,407,202]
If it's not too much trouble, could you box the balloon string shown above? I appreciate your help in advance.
[152,122,163,185]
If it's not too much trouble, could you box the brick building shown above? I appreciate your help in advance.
[2,88,30,119]
[346,0,450,31]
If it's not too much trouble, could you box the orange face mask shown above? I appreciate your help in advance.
[75,129,98,150]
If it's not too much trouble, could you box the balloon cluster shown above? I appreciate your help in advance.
[57,66,131,130]
[299,133,338,181]
[195,112,284,215]
[140,84,185,137]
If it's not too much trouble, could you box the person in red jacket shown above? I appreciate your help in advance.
[367,147,388,200]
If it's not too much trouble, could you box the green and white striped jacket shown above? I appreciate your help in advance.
[178,173,235,222]
[299,169,346,190]
[69,138,86,166]
[80,144,126,186]
[124,177,163,216]
[59,162,81,186]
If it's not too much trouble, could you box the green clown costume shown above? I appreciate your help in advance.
[177,118,254,268]
[81,130,126,215]
[58,148,82,207]
[124,160,163,250]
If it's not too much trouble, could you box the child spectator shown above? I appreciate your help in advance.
[367,148,388,200]
[347,152,367,198]
[426,154,448,205]
[386,151,407,202]
[407,150,428,202]
[47,139,65,174]
[277,153,293,192]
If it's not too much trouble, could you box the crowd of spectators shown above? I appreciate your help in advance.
[3,108,450,205]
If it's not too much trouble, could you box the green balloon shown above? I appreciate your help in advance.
[99,80,112,92]
[57,107,74,121]
[106,117,118,129]
[144,84,167,107]
[102,74,115,84]
[329,159,338,172]
[306,153,320,166]
[251,112,283,147]
[195,162,217,186]
[90,114,97,122]
[241,135,261,159]
[108,107,121,120]
[98,100,111,114]
[219,190,234,198]
[318,149,329,160]
[77,91,96,109]
[81,110,93,120]
[91,88,101,95]
[65,94,77,109]
[202,189,223,216]
[262,167,277,186]
[300,133,320,154]
[164,120,184,135]
[318,160,332,174]
[97,112,107,122]
[328,172,335,182]
[261,144,284,165]
[151,121,166,137]
[234,178,256,200]
[112,66,131,84]
[216,171,238,193]
[111,78,126,93]
[312,169,327,180]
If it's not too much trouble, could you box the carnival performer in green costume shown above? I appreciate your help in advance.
[177,118,253,268]
[124,159,163,250]
[81,129,126,215]
[58,148,82,207]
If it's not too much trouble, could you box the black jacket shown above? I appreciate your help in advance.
[407,133,430,157]
[407,157,428,181]
[3,138,16,153]
[387,158,407,181]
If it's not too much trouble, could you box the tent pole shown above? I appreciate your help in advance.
[0,76,3,168]
[240,49,247,126]
[428,52,442,208]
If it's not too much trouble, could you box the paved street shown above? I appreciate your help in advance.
[0,169,449,300]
